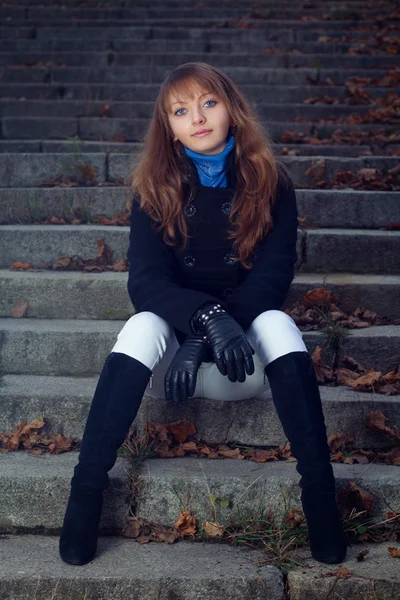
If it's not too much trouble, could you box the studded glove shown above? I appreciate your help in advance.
[190,302,255,383]
[164,335,209,406]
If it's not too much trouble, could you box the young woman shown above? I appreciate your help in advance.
[59,62,347,567]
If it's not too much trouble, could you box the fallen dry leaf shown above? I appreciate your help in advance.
[204,521,225,537]
[10,262,33,270]
[11,299,29,318]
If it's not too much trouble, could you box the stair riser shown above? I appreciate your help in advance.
[2,226,399,273]
[0,83,394,102]
[1,454,398,533]
[0,40,391,53]
[0,452,130,533]
[1,270,399,320]
[0,66,390,85]
[1,52,397,69]
[1,100,396,120]
[0,324,398,375]
[1,380,399,449]
[1,154,398,189]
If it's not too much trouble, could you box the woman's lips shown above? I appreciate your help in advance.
[193,130,212,137]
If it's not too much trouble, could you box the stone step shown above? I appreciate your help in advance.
[136,458,400,525]
[1,372,399,448]
[0,99,396,121]
[6,0,393,6]
[0,534,285,600]
[1,224,399,273]
[0,65,391,85]
[0,25,390,42]
[1,269,399,320]
[0,535,288,600]
[0,537,398,600]
[2,139,398,157]
[0,453,399,534]
[0,452,130,534]
[0,6,391,20]
[1,51,398,69]
[1,153,398,188]
[0,318,398,375]
[1,117,395,141]
[0,153,108,187]
[0,83,394,102]
[2,19,395,31]
[0,39,391,54]
[1,184,399,230]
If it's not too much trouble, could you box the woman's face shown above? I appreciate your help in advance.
[167,85,233,155]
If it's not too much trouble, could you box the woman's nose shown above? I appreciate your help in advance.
[193,111,206,124]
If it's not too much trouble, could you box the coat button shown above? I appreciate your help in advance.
[221,201,232,215]
[224,252,236,266]
[183,255,196,267]
[184,204,197,217]
[223,287,233,298]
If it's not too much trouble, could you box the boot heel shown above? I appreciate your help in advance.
[59,488,103,565]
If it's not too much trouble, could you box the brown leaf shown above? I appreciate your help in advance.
[204,521,225,537]
[388,546,400,558]
[174,510,197,537]
[10,261,33,270]
[11,299,29,318]
[341,369,382,390]
[285,507,306,528]
[76,163,97,181]
[367,411,400,440]
[49,216,66,224]
[305,159,326,183]
[377,447,400,466]
[356,549,369,561]
[328,431,346,452]
[303,286,338,308]
[340,481,375,518]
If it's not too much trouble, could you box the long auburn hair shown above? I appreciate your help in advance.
[127,62,289,271]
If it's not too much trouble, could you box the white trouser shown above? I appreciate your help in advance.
[110,310,307,402]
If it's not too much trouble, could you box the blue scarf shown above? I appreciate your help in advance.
[184,133,235,188]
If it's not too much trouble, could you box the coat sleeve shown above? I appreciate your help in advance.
[223,173,299,331]
[126,196,226,336]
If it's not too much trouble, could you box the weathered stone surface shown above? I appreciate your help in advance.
[0,153,106,186]
[0,533,285,600]
[1,453,399,532]
[1,269,399,319]
[287,543,400,600]
[1,372,399,449]
[0,452,129,533]
[136,458,400,525]
[0,318,399,375]
[303,229,400,274]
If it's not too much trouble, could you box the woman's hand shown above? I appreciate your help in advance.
[203,313,255,382]
[165,336,209,406]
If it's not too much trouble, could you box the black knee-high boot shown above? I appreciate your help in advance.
[59,351,152,566]
[264,350,347,564]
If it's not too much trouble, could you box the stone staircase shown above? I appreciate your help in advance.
[0,0,400,598]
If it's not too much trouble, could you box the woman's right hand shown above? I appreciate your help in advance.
[203,313,255,382]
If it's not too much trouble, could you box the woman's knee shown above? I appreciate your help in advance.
[116,311,175,344]
[251,309,297,332]
[111,311,178,371]
[247,310,306,366]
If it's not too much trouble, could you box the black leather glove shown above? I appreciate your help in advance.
[164,335,209,406]
[190,302,255,383]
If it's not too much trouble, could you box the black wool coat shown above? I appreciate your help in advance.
[126,150,299,355]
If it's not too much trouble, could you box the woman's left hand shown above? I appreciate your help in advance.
[165,336,209,405]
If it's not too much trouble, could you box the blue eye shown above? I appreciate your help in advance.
[175,100,216,116]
